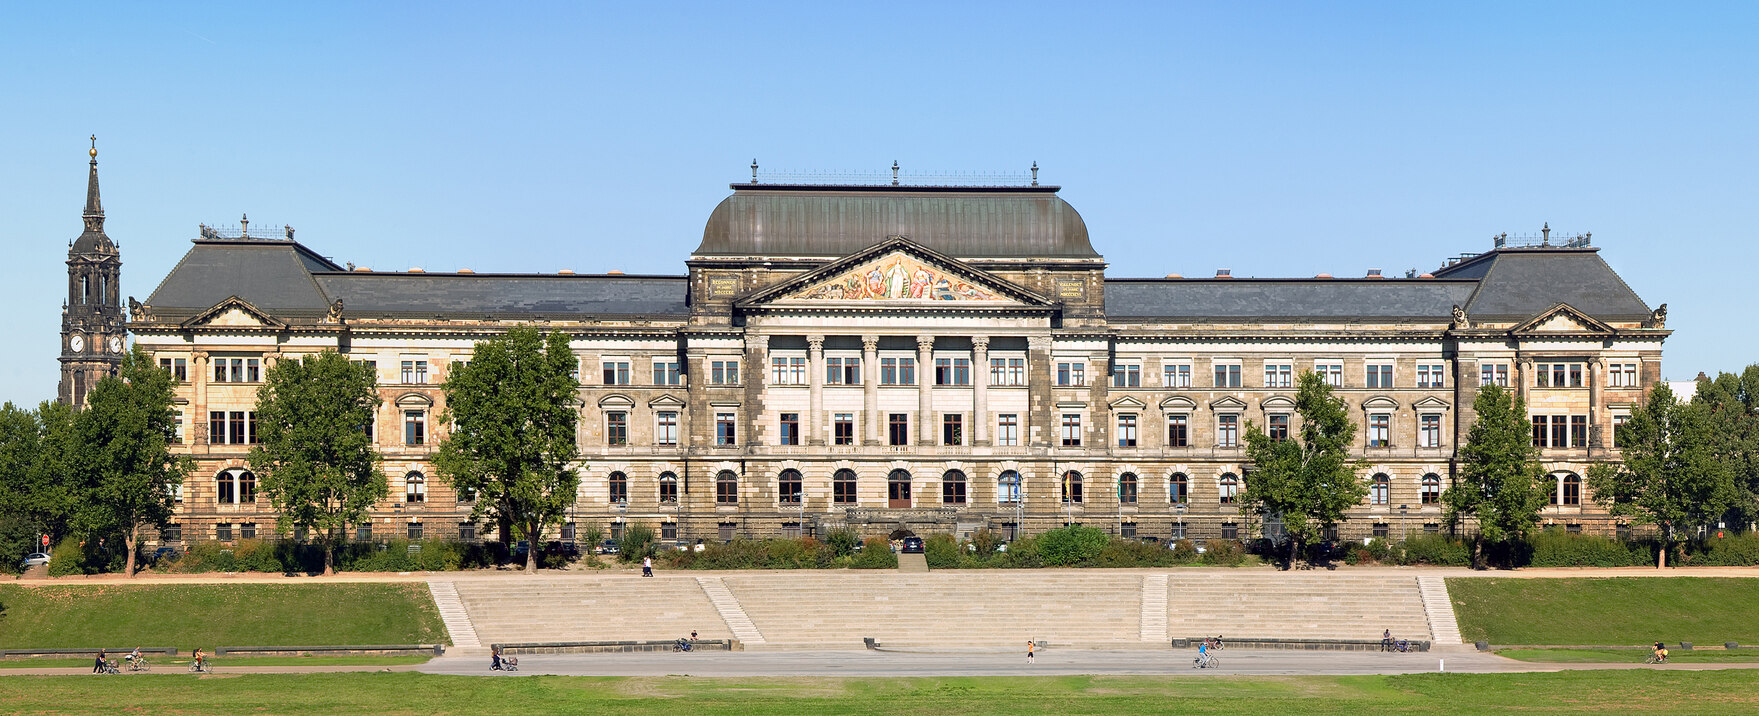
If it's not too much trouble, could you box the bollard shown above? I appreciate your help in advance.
[1439,658,1444,672]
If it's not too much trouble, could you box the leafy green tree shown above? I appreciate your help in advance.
[435,326,580,570]
[7,402,83,542]
[1588,383,1736,568]
[0,403,46,568]
[1693,365,1759,526]
[75,347,192,577]
[1239,370,1367,568]
[248,351,386,574]
[1444,384,1548,569]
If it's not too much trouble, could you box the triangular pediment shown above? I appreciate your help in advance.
[736,237,1053,309]
[1413,396,1452,411]
[1210,396,1248,410]
[1109,396,1146,410]
[648,394,686,408]
[181,296,286,329]
[1511,303,1616,337]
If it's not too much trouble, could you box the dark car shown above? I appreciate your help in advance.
[901,537,925,554]
[598,539,620,555]
[152,547,180,564]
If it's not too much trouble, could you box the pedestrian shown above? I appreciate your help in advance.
[93,649,106,673]
[642,555,653,577]
[1027,640,1035,664]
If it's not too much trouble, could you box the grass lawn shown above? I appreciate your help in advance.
[0,583,445,649]
[1447,577,1759,646]
[1497,648,1759,664]
[0,654,431,669]
[0,671,1756,714]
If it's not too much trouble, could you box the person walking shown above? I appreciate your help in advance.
[642,555,654,577]
[93,649,106,673]
[1026,640,1035,664]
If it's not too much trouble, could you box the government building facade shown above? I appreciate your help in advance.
[64,154,1672,547]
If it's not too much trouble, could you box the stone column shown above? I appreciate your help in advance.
[917,336,935,445]
[1588,357,1604,448]
[973,335,990,446]
[192,351,209,447]
[1518,358,1533,405]
[862,335,880,446]
[1027,335,1054,448]
[807,335,825,446]
[742,333,767,448]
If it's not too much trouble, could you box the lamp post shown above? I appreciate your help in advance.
[1175,503,1187,542]
[1399,505,1409,541]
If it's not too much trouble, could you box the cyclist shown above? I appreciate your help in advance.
[1195,641,1211,668]
[193,648,206,672]
[127,646,142,669]
[1651,642,1669,664]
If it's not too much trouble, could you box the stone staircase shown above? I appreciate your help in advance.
[427,581,481,649]
[897,553,929,573]
[696,576,766,645]
[1139,574,1169,642]
[1417,576,1464,646]
[450,577,731,645]
[1167,573,1431,641]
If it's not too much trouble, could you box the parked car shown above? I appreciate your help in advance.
[21,552,50,567]
[900,537,925,554]
[152,547,180,564]
[597,539,620,555]
[545,541,580,558]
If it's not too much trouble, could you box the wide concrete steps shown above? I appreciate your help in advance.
[452,577,730,644]
[427,581,481,648]
[1168,575,1432,641]
[1418,576,1464,645]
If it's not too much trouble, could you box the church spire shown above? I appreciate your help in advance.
[83,135,104,234]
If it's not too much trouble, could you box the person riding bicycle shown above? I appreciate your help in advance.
[127,647,141,667]
[1652,642,1669,663]
[193,648,206,671]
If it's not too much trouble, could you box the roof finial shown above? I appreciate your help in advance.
[750,158,759,184]
[89,134,97,160]
[240,213,249,238]
[1541,222,1550,245]
[285,224,295,240]
[1030,161,1039,186]
[82,136,105,233]
[892,160,899,186]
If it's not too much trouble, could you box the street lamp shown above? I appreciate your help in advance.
[1399,505,1409,541]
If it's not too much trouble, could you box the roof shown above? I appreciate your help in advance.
[1104,279,1479,321]
[311,273,688,318]
[145,240,339,316]
[694,184,1099,260]
[1437,248,1652,320]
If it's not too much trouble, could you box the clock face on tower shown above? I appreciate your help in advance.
[70,334,84,353]
[109,336,122,353]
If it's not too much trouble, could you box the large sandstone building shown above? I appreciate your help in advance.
[65,154,1670,547]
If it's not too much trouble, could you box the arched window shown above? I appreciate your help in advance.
[405,471,426,503]
[779,469,803,504]
[715,470,738,504]
[1218,473,1238,504]
[833,469,858,504]
[215,468,254,504]
[1562,473,1582,506]
[888,469,912,508]
[1169,472,1189,505]
[1421,473,1442,504]
[1118,472,1138,505]
[998,470,1021,504]
[658,472,678,503]
[942,470,967,505]
[608,471,628,505]
[1371,473,1390,505]
[1061,470,1084,504]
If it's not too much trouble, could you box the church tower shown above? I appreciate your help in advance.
[58,137,125,408]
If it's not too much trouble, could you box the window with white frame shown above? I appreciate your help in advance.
[934,357,971,386]
[769,356,805,385]
[397,358,428,385]
[1417,364,1446,388]
[1213,362,1242,388]
[601,359,631,386]
[715,412,737,446]
[1480,362,1510,387]
[606,411,628,445]
[1060,413,1082,446]
[880,356,915,385]
[1056,361,1085,387]
[1368,413,1391,447]
[215,357,263,383]
[1217,414,1239,448]
[1422,473,1442,504]
[826,356,861,385]
[1609,362,1639,388]
[1163,362,1192,388]
[215,468,256,504]
[1315,362,1343,387]
[1536,362,1585,388]
[996,414,1019,446]
[1117,413,1138,447]
[710,359,740,385]
[653,360,681,385]
[1167,414,1189,447]
[1263,363,1293,388]
[1370,473,1390,505]
[1365,363,1393,389]
[991,356,1026,386]
[656,411,678,446]
[1419,413,1442,448]
[833,413,855,445]
[998,470,1021,504]
[1112,363,1141,388]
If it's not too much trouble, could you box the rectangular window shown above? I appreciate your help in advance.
[769,356,805,385]
[778,413,800,446]
[209,411,224,444]
[779,473,803,504]
[653,360,681,386]
[880,357,915,385]
[1170,522,1186,540]
[888,413,909,446]
[1221,522,1239,540]
[1533,415,1548,447]
[715,412,736,446]
[1552,415,1569,448]
[1117,413,1138,447]
[710,359,740,385]
[718,522,736,540]
[1424,523,1440,534]
[1613,414,1630,448]
[1217,414,1239,448]
[832,472,856,504]
[826,357,861,385]
[229,411,246,445]
[1167,414,1189,447]
[246,358,260,383]
[1213,363,1242,388]
[781,522,802,538]
[1060,414,1082,447]
[1419,414,1442,448]
[942,413,964,446]
[656,411,678,446]
[943,477,966,505]
[1481,363,1510,387]
[934,358,970,385]
[991,357,1026,386]
[161,524,181,543]
[834,413,855,445]
[458,522,476,541]
[1417,364,1446,389]
[407,522,423,540]
[606,411,628,446]
[1268,414,1290,442]
[661,523,677,540]
[1163,363,1192,388]
[1373,523,1389,539]
[240,522,255,539]
[400,360,429,385]
[171,410,184,444]
[997,414,1019,446]
[1263,363,1292,388]
[1056,361,1085,387]
[1365,363,1393,389]
[1121,522,1137,539]
[1315,363,1343,387]
[1569,363,1584,387]
[1111,363,1141,388]
[602,360,631,386]
[1571,415,1588,448]
[158,357,188,382]
[1368,413,1391,447]
[1610,362,1639,388]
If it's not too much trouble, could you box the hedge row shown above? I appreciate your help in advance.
[1341,530,1759,568]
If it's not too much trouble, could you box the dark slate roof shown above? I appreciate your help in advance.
[312,273,688,318]
[145,240,339,316]
[1105,279,1479,321]
[695,184,1099,259]
[1436,248,1652,320]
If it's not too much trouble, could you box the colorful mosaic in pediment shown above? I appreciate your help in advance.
[793,252,1007,302]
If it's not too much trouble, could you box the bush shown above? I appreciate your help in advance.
[1399,534,1471,566]
[999,536,1043,568]
[924,534,962,569]
[336,539,467,572]
[47,535,123,576]
[1170,539,1200,562]
[1694,532,1759,566]
[851,538,897,569]
[1527,529,1644,567]
[1037,525,1110,566]
[666,538,834,570]
[1200,539,1247,566]
[1094,539,1178,568]
[824,528,860,558]
[619,523,657,563]
[968,529,1000,557]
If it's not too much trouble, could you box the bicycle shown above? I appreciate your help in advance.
[1390,639,1410,653]
[189,660,212,673]
[1203,636,1226,651]
[126,656,150,672]
[1193,653,1220,669]
[1645,653,1669,664]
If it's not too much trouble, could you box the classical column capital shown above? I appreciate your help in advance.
[972,335,990,352]
[917,337,935,353]
[807,335,825,353]
[862,337,879,353]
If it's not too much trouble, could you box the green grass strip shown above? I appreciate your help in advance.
[1448,577,1759,646]
[0,583,445,649]
[1495,648,1759,664]
[0,654,431,669]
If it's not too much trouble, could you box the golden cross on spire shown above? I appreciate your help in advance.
[89,135,98,159]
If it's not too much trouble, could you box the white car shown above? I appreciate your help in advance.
[21,552,51,567]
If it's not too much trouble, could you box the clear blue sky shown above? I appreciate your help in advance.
[2,2,1754,407]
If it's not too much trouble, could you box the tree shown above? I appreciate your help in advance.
[1693,365,1759,527]
[9,402,83,541]
[1444,384,1548,569]
[1239,370,1368,568]
[248,351,386,574]
[1588,383,1736,568]
[0,402,44,566]
[434,326,580,570]
[76,347,192,577]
